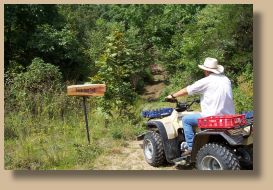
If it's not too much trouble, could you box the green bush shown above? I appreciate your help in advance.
[233,71,253,113]
[7,58,63,116]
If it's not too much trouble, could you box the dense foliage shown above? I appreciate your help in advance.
[4,4,253,169]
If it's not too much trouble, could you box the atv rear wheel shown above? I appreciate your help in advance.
[196,143,240,170]
[143,131,166,167]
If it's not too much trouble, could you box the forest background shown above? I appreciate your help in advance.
[4,4,253,169]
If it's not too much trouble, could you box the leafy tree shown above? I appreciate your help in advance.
[90,28,149,115]
[5,4,90,81]
[167,4,253,81]
[4,5,61,69]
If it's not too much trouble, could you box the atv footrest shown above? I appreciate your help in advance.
[172,155,190,165]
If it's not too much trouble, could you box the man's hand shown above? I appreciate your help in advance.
[164,94,177,103]
[165,95,174,100]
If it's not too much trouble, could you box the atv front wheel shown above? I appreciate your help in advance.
[143,131,166,167]
[196,143,240,170]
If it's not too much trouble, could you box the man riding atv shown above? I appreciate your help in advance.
[165,57,235,157]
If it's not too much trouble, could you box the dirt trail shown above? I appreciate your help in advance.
[94,141,176,170]
[141,64,167,101]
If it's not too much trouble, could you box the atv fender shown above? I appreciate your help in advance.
[146,121,180,162]
[191,130,245,162]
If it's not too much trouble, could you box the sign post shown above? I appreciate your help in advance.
[67,84,106,144]
[82,96,90,143]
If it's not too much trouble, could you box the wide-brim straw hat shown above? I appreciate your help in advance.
[198,57,224,74]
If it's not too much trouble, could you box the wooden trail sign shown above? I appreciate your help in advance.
[67,84,106,96]
[67,84,106,144]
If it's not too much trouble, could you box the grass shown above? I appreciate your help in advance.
[4,103,146,170]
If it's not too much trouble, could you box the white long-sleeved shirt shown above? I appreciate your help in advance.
[186,73,235,117]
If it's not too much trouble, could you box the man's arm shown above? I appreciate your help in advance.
[166,87,188,99]
[166,76,209,99]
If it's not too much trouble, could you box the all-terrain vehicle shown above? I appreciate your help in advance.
[139,98,253,170]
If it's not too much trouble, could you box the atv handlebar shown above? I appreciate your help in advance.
[164,97,178,103]
[164,98,200,111]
